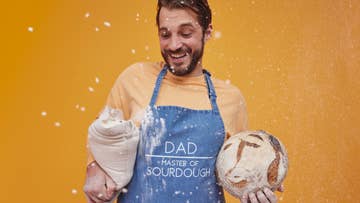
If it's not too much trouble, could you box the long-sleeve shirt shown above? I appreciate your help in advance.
[87,61,248,164]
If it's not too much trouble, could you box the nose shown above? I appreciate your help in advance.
[169,36,182,51]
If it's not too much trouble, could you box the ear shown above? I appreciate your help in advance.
[204,24,213,42]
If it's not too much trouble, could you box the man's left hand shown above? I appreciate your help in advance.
[240,184,284,203]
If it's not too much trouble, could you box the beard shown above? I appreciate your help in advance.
[161,41,205,76]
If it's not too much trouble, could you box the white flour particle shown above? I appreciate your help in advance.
[104,21,111,27]
[71,189,77,194]
[214,31,222,39]
[88,86,94,92]
[122,188,128,193]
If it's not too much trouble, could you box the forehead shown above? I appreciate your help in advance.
[158,7,200,29]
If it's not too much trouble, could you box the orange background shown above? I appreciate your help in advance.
[1,0,359,202]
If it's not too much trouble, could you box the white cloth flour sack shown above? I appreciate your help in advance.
[88,106,139,190]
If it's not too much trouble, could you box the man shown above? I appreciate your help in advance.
[84,0,283,202]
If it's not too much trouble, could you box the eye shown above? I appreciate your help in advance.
[181,32,192,38]
[159,31,170,39]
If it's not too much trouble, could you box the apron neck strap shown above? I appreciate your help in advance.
[149,65,220,113]
[202,69,220,113]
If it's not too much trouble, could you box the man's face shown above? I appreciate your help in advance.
[158,7,209,76]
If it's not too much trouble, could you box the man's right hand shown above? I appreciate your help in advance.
[83,161,118,203]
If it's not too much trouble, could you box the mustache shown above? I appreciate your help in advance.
[164,47,192,55]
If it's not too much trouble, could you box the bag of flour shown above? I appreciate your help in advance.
[88,106,139,190]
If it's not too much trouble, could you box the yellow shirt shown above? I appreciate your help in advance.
[88,62,248,163]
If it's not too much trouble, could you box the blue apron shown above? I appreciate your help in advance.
[118,65,226,203]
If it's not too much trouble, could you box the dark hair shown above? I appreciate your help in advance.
[156,0,212,32]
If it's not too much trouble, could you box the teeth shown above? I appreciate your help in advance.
[170,53,187,58]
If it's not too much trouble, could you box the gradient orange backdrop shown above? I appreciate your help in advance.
[1,0,359,202]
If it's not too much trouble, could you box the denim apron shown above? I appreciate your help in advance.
[118,65,226,203]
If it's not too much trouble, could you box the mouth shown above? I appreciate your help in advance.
[169,52,187,59]
[168,52,189,65]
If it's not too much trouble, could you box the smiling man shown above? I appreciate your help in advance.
[158,4,209,77]
[83,1,282,203]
